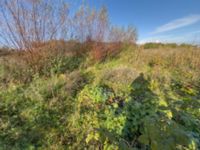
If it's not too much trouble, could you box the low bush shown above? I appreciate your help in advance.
[143,43,163,49]
[1,47,85,83]
[0,47,12,56]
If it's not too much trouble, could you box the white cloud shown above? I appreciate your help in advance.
[151,15,200,34]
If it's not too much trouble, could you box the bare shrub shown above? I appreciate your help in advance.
[109,25,137,44]
[90,25,137,61]
[0,0,69,50]
[71,5,112,61]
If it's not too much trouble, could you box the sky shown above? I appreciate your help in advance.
[67,0,200,44]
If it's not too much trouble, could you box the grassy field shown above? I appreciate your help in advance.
[0,44,200,149]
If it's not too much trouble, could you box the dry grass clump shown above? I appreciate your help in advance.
[129,45,200,83]
[131,45,199,68]
[102,66,138,85]
[98,66,139,95]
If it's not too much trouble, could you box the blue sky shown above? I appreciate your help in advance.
[67,0,200,44]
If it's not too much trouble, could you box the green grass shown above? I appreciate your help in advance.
[0,44,200,149]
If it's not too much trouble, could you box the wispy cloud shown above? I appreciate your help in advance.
[151,15,200,34]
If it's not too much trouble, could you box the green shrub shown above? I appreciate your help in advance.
[143,43,163,49]
[1,52,85,83]
[139,116,198,150]
[0,71,90,149]
[44,56,84,75]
